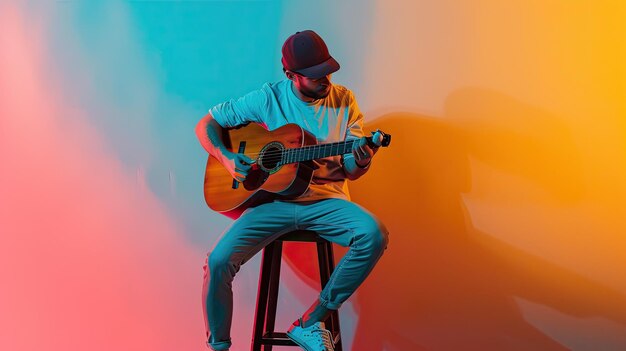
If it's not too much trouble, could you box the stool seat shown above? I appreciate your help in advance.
[251,230,343,351]
[279,230,330,242]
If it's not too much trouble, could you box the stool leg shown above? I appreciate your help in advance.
[252,242,276,351]
[317,241,331,287]
[264,240,283,351]
[317,242,343,351]
[317,241,332,334]
[326,243,343,351]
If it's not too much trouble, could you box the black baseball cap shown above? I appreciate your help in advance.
[281,30,340,79]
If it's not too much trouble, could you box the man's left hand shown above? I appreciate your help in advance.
[352,131,383,167]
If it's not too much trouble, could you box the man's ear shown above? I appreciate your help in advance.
[284,69,295,80]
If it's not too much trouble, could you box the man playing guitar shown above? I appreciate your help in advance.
[195,30,389,351]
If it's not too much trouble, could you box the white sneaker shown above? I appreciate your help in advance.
[287,319,335,351]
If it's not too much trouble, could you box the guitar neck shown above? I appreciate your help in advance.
[282,139,358,164]
[281,132,391,165]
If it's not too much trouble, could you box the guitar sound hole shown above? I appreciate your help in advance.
[259,145,283,171]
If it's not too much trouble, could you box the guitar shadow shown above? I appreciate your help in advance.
[281,88,626,350]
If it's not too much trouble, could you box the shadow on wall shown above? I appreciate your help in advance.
[282,88,626,350]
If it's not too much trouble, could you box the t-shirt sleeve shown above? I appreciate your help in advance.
[343,90,366,161]
[208,86,268,128]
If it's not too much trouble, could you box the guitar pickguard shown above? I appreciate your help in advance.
[242,168,270,191]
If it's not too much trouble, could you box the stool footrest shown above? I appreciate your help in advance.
[260,332,296,345]
[258,332,342,346]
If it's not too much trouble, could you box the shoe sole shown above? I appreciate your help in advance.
[286,330,317,351]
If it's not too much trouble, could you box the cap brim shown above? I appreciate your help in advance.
[295,56,340,79]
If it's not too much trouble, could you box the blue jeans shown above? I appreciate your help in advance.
[201,198,389,350]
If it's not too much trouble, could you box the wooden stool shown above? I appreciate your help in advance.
[251,230,343,351]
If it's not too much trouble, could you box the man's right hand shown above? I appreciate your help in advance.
[222,151,255,183]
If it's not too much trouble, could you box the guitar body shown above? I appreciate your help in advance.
[203,123,318,219]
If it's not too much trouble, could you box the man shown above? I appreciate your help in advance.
[195,30,389,351]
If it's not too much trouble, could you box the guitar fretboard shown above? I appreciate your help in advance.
[281,139,358,164]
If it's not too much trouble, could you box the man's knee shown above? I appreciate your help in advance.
[372,226,390,253]
[203,254,209,280]
[359,220,389,253]
[208,250,239,278]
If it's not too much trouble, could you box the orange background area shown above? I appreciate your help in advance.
[282,1,626,350]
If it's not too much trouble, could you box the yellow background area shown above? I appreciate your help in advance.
[341,1,626,349]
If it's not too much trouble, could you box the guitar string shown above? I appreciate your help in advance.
[217,136,384,164]
[235,143,357,166]
[228,152,356,163]
[243,145,354,163]
[244,143,369,168]
[223,132,384,160]
[238,139,359,156]
[233,141,357,158]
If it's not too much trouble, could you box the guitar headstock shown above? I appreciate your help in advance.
[366,129,392,148]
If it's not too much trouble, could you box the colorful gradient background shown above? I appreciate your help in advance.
[2,1,625,350]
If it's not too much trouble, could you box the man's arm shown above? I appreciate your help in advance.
[195,112,253,182]
[343,153,370,180]
[343,132,383,181]
[342,89,380,181]
[195,112,232,163]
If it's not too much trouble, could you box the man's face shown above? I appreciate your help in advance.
[291,72,332,100]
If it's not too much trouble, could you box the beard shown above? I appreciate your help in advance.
[299,83,331,100]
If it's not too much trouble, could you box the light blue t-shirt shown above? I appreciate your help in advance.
[208,79,365,202]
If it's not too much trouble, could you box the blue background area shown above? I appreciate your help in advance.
[46,0,374,247]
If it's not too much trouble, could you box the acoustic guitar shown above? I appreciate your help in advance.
[203,122,391,219]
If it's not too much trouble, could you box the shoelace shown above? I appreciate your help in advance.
[311,327,335,351]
